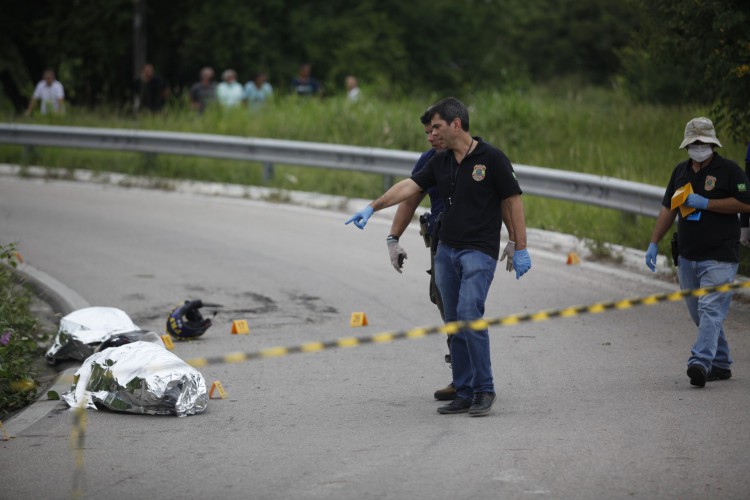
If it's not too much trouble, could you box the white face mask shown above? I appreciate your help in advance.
[687,144,713,163]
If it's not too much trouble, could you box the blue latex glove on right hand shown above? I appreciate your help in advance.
[685,194,709,210]
[645,242,658,272]
[513,248,531,279]
[345,205,374,229]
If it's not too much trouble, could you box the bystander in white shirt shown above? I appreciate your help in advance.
[32,78,65,114]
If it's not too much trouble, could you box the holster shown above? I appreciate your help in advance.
[670,232,679,266]
[430,212,442,254]
[419,212,431,248]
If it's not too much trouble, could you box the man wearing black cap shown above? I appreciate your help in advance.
[645,117,750,387]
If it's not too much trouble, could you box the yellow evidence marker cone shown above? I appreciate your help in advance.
[209,381,228,399]
[231,320,250,334]
[161,334,175,350]
[350,312,368,327]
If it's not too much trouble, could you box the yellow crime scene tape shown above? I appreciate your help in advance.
[61,279,749,498]
[185,280,750,368]
[71,405,87,499]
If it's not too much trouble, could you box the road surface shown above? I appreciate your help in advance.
[1,176,749,499]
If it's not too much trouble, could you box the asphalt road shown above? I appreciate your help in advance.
[1,176,749,499]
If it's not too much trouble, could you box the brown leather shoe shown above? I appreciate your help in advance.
[433,382,456,401]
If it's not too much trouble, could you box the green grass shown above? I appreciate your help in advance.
[2,84,748,261]
[0,244,50,420]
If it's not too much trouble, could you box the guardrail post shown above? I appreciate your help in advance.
[140,152,157,172]
[22,145,37,165]
[263,162,274,184]
[621,212,637,226]
[383,174,394,191]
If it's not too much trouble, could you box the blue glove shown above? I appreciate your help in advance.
[345,205,374,229]
[685,194,709,210]
[513,248,531,279]
[645,242,658,272]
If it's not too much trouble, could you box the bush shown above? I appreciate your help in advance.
[0,243,50,420]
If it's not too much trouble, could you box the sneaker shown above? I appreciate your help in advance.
[706,366,732,382]
[434,382,456,401]
[687,364,706,388]
[437,397,471,414]
[468,392,496,417]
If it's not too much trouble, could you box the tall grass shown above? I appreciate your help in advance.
[2,84,748,259]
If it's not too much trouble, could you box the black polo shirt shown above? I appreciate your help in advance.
[661,152,750,262]
[411,138,522,259]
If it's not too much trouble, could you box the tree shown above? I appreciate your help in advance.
[624,0,750,141]
[0,0,646,111]
[0,0,132,111]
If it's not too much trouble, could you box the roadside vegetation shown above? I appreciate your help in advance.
[2,83,749,266]
[0,243,51,420]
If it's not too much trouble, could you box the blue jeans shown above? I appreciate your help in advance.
[434,243,497,402]
[677,257,737,371]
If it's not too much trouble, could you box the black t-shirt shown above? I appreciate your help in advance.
[189,82,216,112]
[661,153,750,262]
[133,75,167,111]
[411,138,522,259]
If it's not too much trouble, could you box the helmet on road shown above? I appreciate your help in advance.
[167,300,212,339]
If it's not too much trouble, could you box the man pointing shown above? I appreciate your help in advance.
[346,97,531,416]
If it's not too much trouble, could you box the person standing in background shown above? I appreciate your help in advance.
[244,71,273,110]
[216,69,244,109]
[189,67,216,113]
[25,69,64,116]
[345,75,360,102]
[291,63,321,97]
[133,63,168,113]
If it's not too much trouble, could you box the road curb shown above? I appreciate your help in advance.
[3,368,76,439]
[4,262,89,437]
[11,262,90,316]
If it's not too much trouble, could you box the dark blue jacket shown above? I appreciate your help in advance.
[412,149,446,234]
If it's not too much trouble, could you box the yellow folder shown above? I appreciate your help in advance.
[671,183,695,217]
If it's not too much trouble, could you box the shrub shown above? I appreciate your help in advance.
[0,243,50,420]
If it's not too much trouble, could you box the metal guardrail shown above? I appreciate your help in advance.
[0,123,664,217]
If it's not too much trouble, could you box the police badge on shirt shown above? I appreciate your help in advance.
[472,164,486,182]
